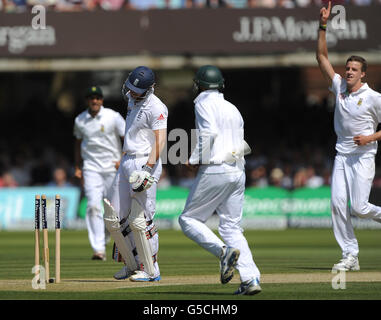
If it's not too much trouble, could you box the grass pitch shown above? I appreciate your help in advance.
[0,228,380,300]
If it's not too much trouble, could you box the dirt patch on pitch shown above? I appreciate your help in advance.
[1,272,380,292]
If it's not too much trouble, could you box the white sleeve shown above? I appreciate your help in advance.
[193,101,216,133]
[329,73,345,96]
[188,102,217,165]
[374,93,381,123]
[73,118,83,140]
[150,104,168,131]
[115,112,125,137]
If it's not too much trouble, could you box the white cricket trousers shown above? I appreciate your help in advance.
[331,153,381,258]
[83,170,115,254]
[179,168,260,283]
[108,155,161,275]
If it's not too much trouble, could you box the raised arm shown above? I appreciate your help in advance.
[316,1,335,86]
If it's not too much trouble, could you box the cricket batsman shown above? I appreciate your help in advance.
[103,66,168,281]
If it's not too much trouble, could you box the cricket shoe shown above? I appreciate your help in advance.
[220,246,240,284]
[113,266,137,280]
[332,254,360,271]
[234,278,262,295]
[92,252,106,261]
[129,270,161,282]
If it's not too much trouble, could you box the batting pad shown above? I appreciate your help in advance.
[129,198,156,277]
[103,198,138,272]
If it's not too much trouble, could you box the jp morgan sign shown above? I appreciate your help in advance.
[0,7,378,57]
[233,16,367,47]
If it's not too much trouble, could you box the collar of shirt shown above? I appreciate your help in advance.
[86,105,104,119]
[194,89,221,104]
[127,89,154,108]
[347,83,369,96]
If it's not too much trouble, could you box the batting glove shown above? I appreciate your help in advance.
[129,170,155,192]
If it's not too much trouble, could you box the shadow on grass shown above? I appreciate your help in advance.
[290,267,332,271]
[128,291,237,297]
[68,279,118,283]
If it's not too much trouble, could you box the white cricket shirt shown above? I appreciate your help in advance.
[123,91,168,156]
[189,90,245,173]
[74,106,125,172]
[330,73,381,155]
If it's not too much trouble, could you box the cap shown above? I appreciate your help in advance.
[85,86,103,98]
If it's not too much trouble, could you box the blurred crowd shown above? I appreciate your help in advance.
[1,0,381,13]
[2,139,381,190]
[244,152,332,190]
[0,140,77,188]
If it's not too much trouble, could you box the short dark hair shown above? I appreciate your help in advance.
[346,55,367,72]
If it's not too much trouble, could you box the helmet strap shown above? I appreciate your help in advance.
[131,85,154,102]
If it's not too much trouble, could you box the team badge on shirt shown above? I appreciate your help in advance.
[101,125,105,132]
[357,98,363,106]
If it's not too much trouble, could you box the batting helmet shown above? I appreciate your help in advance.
[124,66,155,94]
[193,65,224,91]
